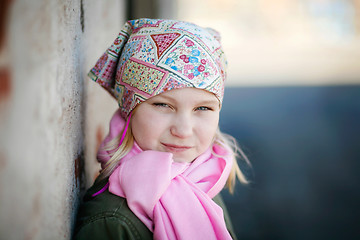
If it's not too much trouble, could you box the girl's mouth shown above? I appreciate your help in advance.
[161,143,192,152]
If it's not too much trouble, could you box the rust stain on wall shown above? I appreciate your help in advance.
[74,152,85,188]
[96,125,104,151]
[0,68,11,102]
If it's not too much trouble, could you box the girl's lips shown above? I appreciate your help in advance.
[161,143,192,152]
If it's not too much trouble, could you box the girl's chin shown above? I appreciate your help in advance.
[172,156,194,164]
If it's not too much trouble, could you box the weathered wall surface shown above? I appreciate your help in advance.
[0,0,123,239]
[82,0,123,189]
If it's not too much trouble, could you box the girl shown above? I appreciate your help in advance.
[74,18,249,240]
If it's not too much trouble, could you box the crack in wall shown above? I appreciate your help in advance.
[80,0,84,32]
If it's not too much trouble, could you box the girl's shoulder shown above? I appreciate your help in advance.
[73,178,238,240]
[73,178,152,240]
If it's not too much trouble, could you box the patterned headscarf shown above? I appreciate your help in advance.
[89,18,227,118]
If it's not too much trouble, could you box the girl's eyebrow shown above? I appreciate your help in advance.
[195,100,220,106]
[154,94,219,106]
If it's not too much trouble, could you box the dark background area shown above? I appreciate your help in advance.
[219,86,360,240]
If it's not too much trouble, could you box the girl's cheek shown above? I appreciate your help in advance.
[197,120,216,134]
[203,117,219,138]
[199,114,219,127]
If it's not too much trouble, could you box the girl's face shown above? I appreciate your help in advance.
[131,88,220,163]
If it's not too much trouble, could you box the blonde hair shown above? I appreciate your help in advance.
[97,118,134,179]
[214,129,251,193]
[97,117,250,193]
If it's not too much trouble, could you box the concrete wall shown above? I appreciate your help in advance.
[0,0,123,239]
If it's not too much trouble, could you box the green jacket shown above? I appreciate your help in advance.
[73,178,237,240]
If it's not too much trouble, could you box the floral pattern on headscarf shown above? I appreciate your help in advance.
[89,18,227,118]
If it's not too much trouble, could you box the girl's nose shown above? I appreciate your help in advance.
[170,114,193,138]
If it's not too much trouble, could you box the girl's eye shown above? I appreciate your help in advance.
[153,103,170,108]
[196,106,212,111]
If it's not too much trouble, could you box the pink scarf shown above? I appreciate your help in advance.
[97,109,233,240]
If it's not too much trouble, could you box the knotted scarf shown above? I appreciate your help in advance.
[97,109,233,239]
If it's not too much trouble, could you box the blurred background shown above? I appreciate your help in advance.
[0,0,359,239]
